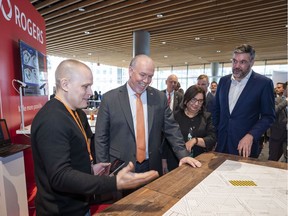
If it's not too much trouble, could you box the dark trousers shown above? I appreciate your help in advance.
[121,160,150,198]
[268,128,287,161]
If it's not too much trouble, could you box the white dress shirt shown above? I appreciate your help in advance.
[127,83,149,159]
[229,70,252,113]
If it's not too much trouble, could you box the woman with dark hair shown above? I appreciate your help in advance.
[163,85,216,172]
[177,85,216,156]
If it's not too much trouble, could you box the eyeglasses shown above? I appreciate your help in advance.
[189,98,204,105]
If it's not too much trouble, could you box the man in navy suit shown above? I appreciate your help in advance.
[95,54,201,176]
[213,44,275,158]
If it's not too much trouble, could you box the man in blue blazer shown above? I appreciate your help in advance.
[213,44,275,158]
[95,54,201,175]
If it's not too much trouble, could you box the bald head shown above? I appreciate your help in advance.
[55,59,92,91]
[54,59,93,110]
[128,55,155,94]
[166,74,178,93]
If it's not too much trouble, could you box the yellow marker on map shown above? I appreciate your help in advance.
[229,180,257,186]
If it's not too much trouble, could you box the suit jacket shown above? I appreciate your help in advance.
[94,84,189,175]
[162,89,183,113]
[213,71,275,157]
[205,91,215,113]
[270,97,287,140]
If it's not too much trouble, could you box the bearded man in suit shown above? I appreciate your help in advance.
[213,44,275,158]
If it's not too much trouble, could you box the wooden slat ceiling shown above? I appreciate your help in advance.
[30,0,287,68]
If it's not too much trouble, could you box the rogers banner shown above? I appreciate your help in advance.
[0,0,47,137]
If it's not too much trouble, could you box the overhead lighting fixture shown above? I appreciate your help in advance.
[164,55,168,58]
[216,50,221,53]
[84,31,90,35]
[162,41,166,44]
[78,8,85,12]
[88,53,92,56]
[195,37,200,40]
[156,13,163,18]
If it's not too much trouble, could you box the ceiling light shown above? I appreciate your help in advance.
[164,55,168,58]
[88,53,92,56]
[195,37,200,40]
[216,50,221,53]
[84,31,90,35]
[162,41,166,44]
[78,8,85,12]
[156,13,163,18]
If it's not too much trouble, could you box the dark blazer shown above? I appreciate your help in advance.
[268,97,287,160]
[205,91,215,113]
[94,84,189,175]
[213,71,275,157]
[162,90,183,113]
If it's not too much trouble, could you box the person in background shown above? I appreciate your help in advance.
[175,81,184,95]
[161,74,184,173]
[275,82,285,97]
[94,54,201,177]
[162,74,183,113]
[210,81,218,96]
[268,81,287,162]
[93,90,99,100]
[31,59,159,216]
[49,86,56,99]
[213,44,275,158]
[163,85,216,171]
[197,74,214,113]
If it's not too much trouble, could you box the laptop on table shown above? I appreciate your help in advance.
[0,119,30,157]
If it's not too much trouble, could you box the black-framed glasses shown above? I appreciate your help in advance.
[189,98,204,105]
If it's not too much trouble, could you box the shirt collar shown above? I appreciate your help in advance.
[231,69,253,83]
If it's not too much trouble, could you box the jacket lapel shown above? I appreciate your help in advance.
[118,84,135,135]
[146,87,155,136]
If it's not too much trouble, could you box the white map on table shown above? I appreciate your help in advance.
[163,160,288,216]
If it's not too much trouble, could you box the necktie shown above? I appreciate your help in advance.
[167,92,171,106]
[135,93,146,163]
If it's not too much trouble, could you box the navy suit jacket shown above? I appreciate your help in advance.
[213,71,275,157]
[94,84,189,175]
[205,91,215,113]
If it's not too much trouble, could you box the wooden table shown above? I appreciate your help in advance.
[96,152,288,215]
